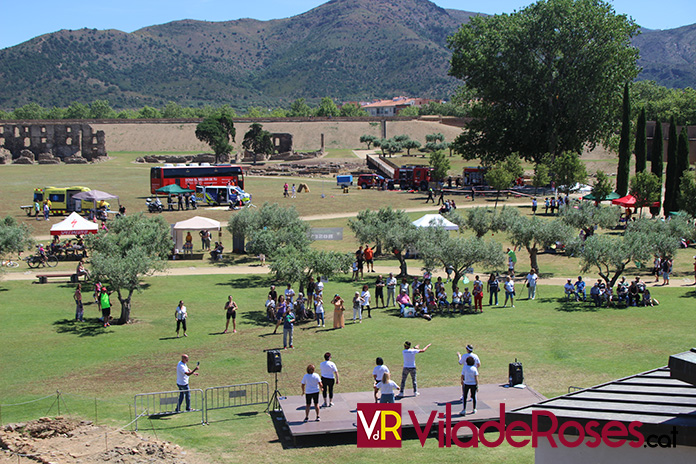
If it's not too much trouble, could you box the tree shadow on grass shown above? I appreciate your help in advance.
[243,310,274,327]
[679,289,696,299]
[214,275,273,289]
[554,299,600,312]
[53,318,110,337]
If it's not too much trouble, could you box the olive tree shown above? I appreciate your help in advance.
[87,214,172,324]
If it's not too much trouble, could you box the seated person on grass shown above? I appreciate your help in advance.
[574,276,586,301]
[616,277,629,306]
[437,289,450,309]
[601,286,614,307]
[564,279,576,301]
[461,288,472,311]
[397,290,413,317]
[589,282,603,307]
[451,287,463,310]
[641,289,658,307]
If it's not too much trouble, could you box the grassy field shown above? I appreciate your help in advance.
[2,146,695,463]
[1,272,694,463]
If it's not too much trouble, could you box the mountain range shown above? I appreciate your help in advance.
[0,0,694,110]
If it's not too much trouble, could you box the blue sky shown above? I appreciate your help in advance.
[1,1,694,50]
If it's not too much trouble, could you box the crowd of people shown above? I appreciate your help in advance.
[564,275,660,308]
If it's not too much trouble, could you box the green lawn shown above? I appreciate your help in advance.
[1,272,694,462]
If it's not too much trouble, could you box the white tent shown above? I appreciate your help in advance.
[172,216,221,252]
[50,212,99,236]
[411,214,459,231]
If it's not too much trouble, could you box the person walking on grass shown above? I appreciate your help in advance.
[283,307,295,350]
[396,341,431,398]
[352,291,363,323]
[175,300,188,338]
[319,352,339,407]
[223,295,237,334]
[74,283,84,322]
[301,364,322,422]
[100,286,112,327]
[526,269,538,300]
[331,294,345,329]
[503,276,515,308]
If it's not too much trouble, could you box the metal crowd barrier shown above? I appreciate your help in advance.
[133,388,204,430]
[133,382,269,430]
[204,382,269,423]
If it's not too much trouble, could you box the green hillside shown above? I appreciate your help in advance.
[0,0,695,110]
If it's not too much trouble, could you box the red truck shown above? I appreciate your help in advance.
[394,165,434,191]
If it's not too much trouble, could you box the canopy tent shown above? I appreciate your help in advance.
[172,216,221,252]
[72,189,120,211]
[50,212,98,236]
[411,214,459,231]
[155,184,195,194]
[612,194,660,208]
[582,191,621,202]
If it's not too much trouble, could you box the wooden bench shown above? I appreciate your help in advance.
[36,273,80,284]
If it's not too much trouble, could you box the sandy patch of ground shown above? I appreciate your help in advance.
[0,417,208,464]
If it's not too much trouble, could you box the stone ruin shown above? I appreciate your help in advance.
[0,123,107,164]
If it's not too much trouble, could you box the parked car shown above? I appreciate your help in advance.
[358,174,384,189]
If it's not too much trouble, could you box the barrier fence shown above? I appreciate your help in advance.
[204,382,269,423]
[134,389,205,431]
[133,381,269,430]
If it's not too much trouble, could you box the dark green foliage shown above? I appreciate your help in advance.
[651,118,664,180]
[616,83,631,197]
[195,111,236,164]
[634,108,647,173]
[675,127,691,209]
[663,116,678,216]
[242,123,274,165]
[448,0,639,164]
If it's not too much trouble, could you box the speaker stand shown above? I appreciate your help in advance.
[266,371,282,413]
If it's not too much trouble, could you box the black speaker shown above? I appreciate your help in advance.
[509,358,524,386]
[267,350,282,373]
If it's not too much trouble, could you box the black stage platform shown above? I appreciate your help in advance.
[278,384,546,440]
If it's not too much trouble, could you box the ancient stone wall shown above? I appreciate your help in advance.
[0,122,106,162]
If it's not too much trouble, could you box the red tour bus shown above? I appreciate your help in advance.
[150,164,245,194]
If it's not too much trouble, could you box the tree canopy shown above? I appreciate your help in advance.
[0,216,33,275]
[418,227,505,292]
[195,110,236,163]
[87,214,172,324]
[448,0,639,164]
[242,122,274,165]
[552,152,588,194]
[348,207,420,276]
[227,203,310,259]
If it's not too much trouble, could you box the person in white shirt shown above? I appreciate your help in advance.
[386,273,398,307]
[397,341,431,397]
[361,284,372,318]
[284,284,296,309]
[458,344,481,369]
[526,269,538,300]
[175,301,188,338]
[301,364,323,422]
[564,279,576,301]
[372,357,390,403]
[460,356,479,416]
[376,372,400,403]
[503,276,515,308]
[175,354,199,412]
[319,352,339,407]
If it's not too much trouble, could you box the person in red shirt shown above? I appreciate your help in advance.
[364,245,375,273]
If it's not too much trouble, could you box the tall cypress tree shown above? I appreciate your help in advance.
[634,108,647,173]
[651,118,664,180]
[649,118,664,216]
[616,83,631,197]
[675,127,690,211]
[663,116,678,216]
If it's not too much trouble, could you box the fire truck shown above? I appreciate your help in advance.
[394,165,434,191]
